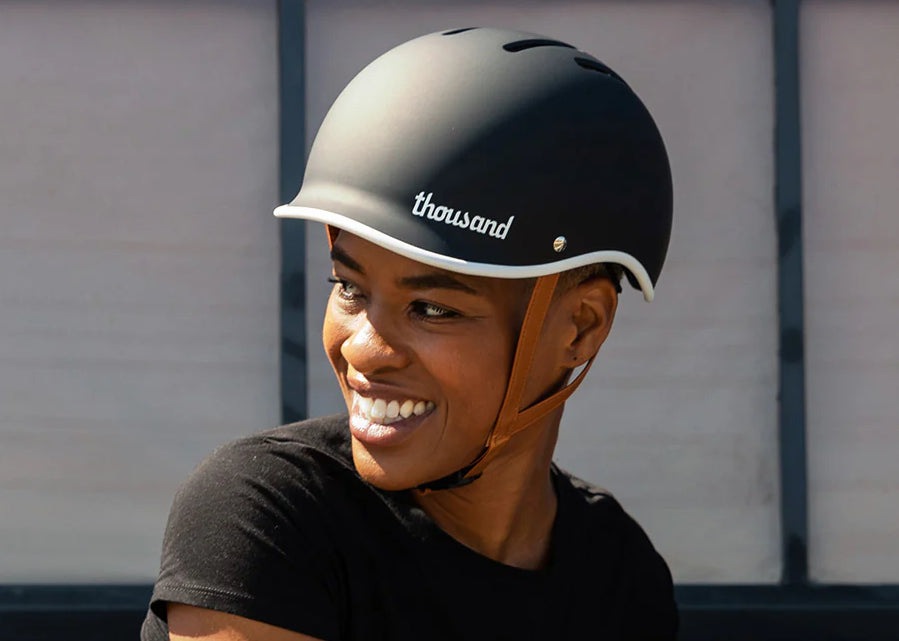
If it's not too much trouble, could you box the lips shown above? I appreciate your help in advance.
[349,391,435,446]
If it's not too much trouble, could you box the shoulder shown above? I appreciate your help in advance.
[553,465,633,538]
[554,467,679,640]
[148,415,355,639]
[163,412,356,544]
[178,414,354,500]
[162,413,359,550]
[555,466,670,572]
[207,412,353,468]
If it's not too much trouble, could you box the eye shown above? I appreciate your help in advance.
[410,300,460,321]
[328,277,363,302]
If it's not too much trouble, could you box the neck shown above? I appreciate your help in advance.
[411,410,562,570]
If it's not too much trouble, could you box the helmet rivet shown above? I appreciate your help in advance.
[553,236,568,253]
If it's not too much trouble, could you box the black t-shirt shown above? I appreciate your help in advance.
[142,415,677,640]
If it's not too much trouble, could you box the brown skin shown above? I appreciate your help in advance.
[168,232,617,639]
[168,604,322,641]
[324,232,617,568]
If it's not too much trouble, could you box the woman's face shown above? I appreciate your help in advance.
[322,232,533,490]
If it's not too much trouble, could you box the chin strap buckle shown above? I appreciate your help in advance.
[414,469,482,493]
[414,446,488,493]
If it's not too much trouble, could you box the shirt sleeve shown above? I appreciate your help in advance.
[147,438,344,641]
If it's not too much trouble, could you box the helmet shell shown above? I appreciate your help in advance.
[276,27,672,300]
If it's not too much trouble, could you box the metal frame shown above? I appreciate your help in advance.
[0,585,151,641]
[279,0,308,424]
[773,0,809,588]
[676,584,899,640]
[2,1,898,639]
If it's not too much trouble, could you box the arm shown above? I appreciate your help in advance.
[168,604,326,641]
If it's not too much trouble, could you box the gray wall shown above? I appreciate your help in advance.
[1,0,896,586]
[802,0,899,582]
[0,0,279,581]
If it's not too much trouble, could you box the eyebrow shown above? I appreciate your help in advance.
[330,245,365,274]
[330,245,480,295]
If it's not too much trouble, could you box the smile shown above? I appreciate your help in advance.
[354,392,435,425]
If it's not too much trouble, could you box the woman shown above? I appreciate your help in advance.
[143,27,676,640]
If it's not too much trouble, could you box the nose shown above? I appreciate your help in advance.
[340,312,411,377]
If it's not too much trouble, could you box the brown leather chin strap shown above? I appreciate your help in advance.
[417,273,597,492]
[326,224,338,248]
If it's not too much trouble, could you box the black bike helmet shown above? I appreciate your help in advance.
[276,27,672,490]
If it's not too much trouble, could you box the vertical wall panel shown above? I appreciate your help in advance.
[802,0,899,582]
[0,0,279,580]
[304,0,779,583]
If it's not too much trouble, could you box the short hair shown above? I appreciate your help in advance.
[557,263,624,294]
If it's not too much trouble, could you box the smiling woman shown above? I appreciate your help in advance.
[325,232,535,492]
[143,27,676,641]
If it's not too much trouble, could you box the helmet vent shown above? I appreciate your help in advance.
[442,27,477,36]
[574,57,623,81]
[503,39,575,53]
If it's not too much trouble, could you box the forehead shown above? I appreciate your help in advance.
[331,231,533,303]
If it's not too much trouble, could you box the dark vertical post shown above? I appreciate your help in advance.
[772,0,808,586]
[278,0,307,423]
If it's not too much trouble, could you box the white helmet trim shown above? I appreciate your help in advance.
[275,204,655,302]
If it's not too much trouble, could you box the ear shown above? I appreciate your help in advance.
[563,276,618,367]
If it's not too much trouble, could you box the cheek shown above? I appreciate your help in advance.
[419,335,513,417]
[321,299,348,372]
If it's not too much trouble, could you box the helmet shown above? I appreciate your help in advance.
[277,27,671,300]
[276,27,672,490]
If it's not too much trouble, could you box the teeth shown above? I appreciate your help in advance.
[355,393,433,424]
[386,400,399,419]
[370,399,387,421]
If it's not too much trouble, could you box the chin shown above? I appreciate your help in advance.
[350,438,464,492]
[350,440,420,491]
